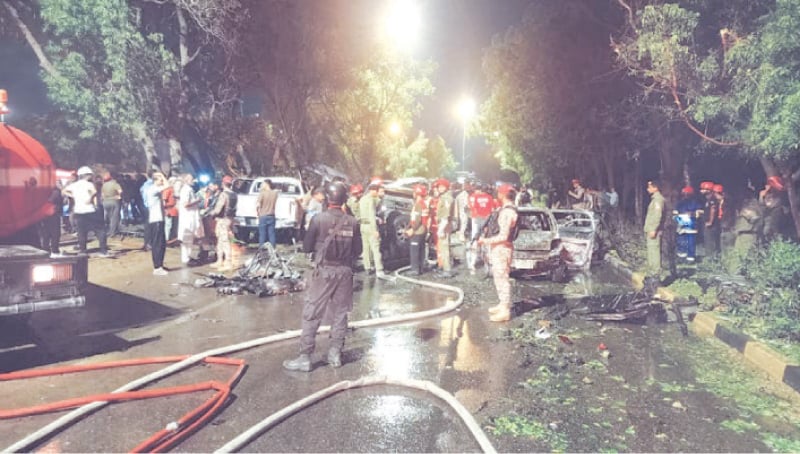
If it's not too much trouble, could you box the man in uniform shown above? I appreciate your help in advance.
[434,178,455,278]
[208,175,237,272]
[405,184,429,275]
[467,184,494,273]
[478,184,518,322]
[644,180,665,280]
[283,182,362,372]
[358,178,384,276]
[700,181,721,258]
[346,184,363,218]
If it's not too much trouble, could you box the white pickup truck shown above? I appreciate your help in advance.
[231,176,305,243]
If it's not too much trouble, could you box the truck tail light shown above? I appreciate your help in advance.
[32,263,73,284]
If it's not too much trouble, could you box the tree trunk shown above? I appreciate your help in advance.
[166,138,182,176]
[3,1,59,77]
[634,156,643,226]
[132,124,157,170]
[236,143,252,176]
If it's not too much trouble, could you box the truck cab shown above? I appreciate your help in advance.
[231,176,305,243]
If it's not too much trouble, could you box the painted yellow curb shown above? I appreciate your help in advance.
[743,342,788,382]
[631,271,645,290]
[691,312,719,337]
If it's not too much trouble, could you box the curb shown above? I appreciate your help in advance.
[603,251,800,395]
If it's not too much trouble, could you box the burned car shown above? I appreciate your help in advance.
[550,209,599,270]
[511,207,568,282]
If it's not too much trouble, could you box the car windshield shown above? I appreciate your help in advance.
[518,211,553,231]
[232,179,253,194]
[254,180,301,195]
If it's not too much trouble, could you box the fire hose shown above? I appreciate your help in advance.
[4,267,497,453]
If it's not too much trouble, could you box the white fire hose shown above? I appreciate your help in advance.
[5,267,497,453]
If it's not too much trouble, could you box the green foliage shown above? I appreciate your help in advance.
[488,415,568,452]
[745,240,800,288]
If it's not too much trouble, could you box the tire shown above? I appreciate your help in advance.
[383,212,411,264]
[233,226,252,243]
[551,263,567,283]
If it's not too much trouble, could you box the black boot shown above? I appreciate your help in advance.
[327,348,342,368]
[283,354,312,372]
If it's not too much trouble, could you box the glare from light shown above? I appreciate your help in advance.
[32,265,55,283]
[456,97,476,122]
[380,0,422,52]
[389,122,402,136]
[198,174,210,184]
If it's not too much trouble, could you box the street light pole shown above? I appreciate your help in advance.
[461,119,467,172]
[456,96,476,173]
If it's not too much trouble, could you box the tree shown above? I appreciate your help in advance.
[312,52,435,178]
[614,0,800,237]
[480,1,625,191]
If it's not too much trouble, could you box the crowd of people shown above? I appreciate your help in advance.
[49,167,241,276]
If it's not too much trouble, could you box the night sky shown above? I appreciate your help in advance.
[0,0,531,155]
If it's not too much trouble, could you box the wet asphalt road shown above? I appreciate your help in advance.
[1,238,799,452]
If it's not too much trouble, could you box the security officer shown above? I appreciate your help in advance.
[434,178,455,278]
[283,181,362,372]
[405,184,429,275]
[644,179,665,280]
[358,179,384,276]
[208,175,237,272]
[479,184,518,322]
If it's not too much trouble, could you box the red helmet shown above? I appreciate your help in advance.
[681,186,694,195]
[434,178,450,190]
[713,184,724,193]
[767,175,785,191]
[497,183,515,197]
[221,175,233,185]
[413,184,428,197]
[571,179,581,186]
[368,178,383,189]
[350,183,363,195]
[699,181,714,191]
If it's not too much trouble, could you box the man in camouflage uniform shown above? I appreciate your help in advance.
[358,179,384,276]
[479,184,518,322]
[405,184,429,275]
[644,180,665,280]
[208,175,237,272]
[434,178,455,278]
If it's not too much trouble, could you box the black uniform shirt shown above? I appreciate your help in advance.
[303,207,362,266]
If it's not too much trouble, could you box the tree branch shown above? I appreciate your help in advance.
[615,0,635,31]
[2,0,59,77]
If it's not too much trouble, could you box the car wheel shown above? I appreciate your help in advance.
[551,263,567,282]
[233,226,251,243]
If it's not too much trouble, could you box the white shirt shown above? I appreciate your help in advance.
[147,184,166,223]
[66,179,96,214]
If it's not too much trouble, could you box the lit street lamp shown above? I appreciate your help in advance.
[379,0,422,53]
[456,97,476,172]
[389,121,402,136]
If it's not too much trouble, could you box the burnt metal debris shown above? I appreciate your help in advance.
[194,243,306,297]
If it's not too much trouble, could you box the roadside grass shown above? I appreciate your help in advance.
[685,337,800,451]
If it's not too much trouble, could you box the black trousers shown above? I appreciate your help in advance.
[142,208,152,247]
[150,221,166,268]
[75,212,107,253]
[300,266,353,355]
[409,234,426,273]
[39,215,61,253]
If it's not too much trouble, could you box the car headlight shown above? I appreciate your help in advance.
[32,265,55,283]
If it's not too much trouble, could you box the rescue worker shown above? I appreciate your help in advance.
[208,175,237,272]
[674,186,702,262]
[346,184,363,218]
[478,184,518,322]
[62,166,110,256]
[405,184,429,275]
[713,184,733,255]
[568,179,587,209]
[759,175,788,241]
[467,184,494,273]
[358,178,384,276]
[644,180,665,280]
[701,181,721,258]
[283,181,362,372]
[434,178,455,278]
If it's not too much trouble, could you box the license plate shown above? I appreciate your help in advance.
[512,259,537,269]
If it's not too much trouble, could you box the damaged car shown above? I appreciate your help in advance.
[550,208,600,270]
[511,207,568,282]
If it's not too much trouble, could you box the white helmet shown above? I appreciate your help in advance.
[77,166,93,176]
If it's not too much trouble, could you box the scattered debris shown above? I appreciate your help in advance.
[195,244,306,297]
[557,335,573,345]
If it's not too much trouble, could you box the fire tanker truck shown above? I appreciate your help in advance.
[0,89,87,317]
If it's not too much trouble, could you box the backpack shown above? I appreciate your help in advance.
[482,206,520,242]
[224,189,238,218]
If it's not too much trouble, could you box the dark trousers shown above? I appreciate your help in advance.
[142,209,152,248]
[259,215,277,247]
[39,215,61,254]
[409,234,426,273]
[150,221,166,269]
[704,225,721,257]
[103,200,121,237]
[300,266,353,355]
[75,211,107,253]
